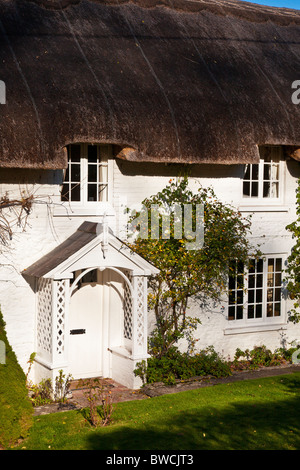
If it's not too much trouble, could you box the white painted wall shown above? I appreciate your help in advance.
[0,157,300,384]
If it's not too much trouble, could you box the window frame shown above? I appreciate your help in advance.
[227,255,286,327]
[59,143,114,215]
[241,146,285,206]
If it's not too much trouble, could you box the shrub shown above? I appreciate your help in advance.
[134,346,231,385]
[77,378,114,427]
[0,310,33,448]
[232,345,298,370]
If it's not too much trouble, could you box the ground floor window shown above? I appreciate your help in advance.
[228,256,284,323]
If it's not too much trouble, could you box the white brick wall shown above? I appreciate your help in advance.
[0,157,299,385]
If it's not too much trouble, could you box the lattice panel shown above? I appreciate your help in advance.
[56,280,66,355]
[136,277,145,347]
[123,271,133,340]
[37,278,52,356]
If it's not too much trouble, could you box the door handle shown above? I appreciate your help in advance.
[70,329,86,335]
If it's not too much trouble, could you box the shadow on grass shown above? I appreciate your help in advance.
[85,376,300,450]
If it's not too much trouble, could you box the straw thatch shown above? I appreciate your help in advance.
[0,0,299,168]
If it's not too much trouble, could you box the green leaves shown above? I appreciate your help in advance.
[128,176,256,356]
[285,179,300,323]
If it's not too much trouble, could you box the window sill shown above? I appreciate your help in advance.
[53,202,115,217]
[238,205,289,213]
[109,346,150,361]
[224,323,287,335]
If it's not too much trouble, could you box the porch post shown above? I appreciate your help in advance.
[51,278,69,369]
[131,275,149,360]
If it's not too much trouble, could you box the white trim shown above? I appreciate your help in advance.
[57,143,114,216]
[70,265,133,296]
[241,146,285,206]
[238,205,289,213]
[224,323,287,335]
[227,254,287,327]
[45,232,159,280]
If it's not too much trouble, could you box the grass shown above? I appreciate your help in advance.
[14,372,300,450]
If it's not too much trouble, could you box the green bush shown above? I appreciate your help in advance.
[232,345,298,370]
[0,310,33,448]
[134,346,232,385]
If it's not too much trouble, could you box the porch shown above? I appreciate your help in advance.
[23,221,158,389]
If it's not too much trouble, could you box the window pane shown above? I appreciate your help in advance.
[267,304,273,317]
[248,305,254,319]
[248,289,254,304]
[275,288,281,301]
[256,304,262,318]
[88,184,97,201]
[65,166,70,182]
[263,182,270,198]
[271,164,279,180]
[248,274,255,289]
[228,306,235,321]
[264,164,271,180]
[71,183,80,201]
[274,303,281,317]
[229,276,236,290]
[257,274,263,288]
[237,274,244,289]
[275,258,282,271]
[271,182,278,198]
[257,259,263,273]
[99,164,108,183]
[99,184,108,202]
[252,164,259,180]
[70,144,81,162]
[251,182,258,197]
[275,272,281,286]
[88,164,97,182]
[244,164,250,179]
[71,164,80,182]
[236,306,243,320]
[256,288,262,303]
[267,288,274,302]
[229,289,235,304]
[61,184,69,201]
[243,182,250,197]
[88,145,98,162]
[249,259,256,274]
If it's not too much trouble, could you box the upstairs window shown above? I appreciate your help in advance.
[61,143,111,204]
[228,256,284,323]
[242,146,284,201]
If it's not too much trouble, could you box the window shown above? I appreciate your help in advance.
[228,256,284,323]
[61,143,111,204]
[242,146,284,200]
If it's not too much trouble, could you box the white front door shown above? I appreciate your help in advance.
[69,271,103,379]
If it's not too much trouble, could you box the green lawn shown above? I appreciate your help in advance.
[14,373,300,450]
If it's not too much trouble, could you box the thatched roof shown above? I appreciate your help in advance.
[0,0,300,168]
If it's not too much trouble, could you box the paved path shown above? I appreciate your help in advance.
[33,363,300,416]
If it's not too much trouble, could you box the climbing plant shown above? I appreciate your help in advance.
[285,178,300,323]
[127,177,258,358]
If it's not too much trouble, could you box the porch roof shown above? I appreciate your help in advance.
[0,0,300,168]
[22,221,159,278]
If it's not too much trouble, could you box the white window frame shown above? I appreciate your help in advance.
[241,146,285,208]
[57,143,114,216]
[227,255,286,328]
